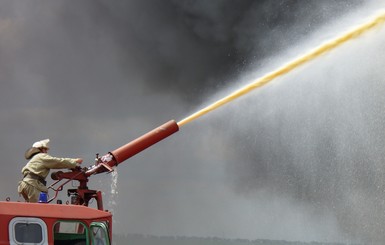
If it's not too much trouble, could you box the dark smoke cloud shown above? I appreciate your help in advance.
[2,0,383,243]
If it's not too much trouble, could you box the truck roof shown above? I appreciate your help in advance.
[0,201,112,220]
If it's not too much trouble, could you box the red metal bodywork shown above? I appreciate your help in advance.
[0,201,112,245]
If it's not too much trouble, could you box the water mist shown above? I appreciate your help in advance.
[204,9,385,244]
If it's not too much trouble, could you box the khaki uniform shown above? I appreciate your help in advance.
[18,153,78,202]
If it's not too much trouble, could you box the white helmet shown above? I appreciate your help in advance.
[32,139,50,149]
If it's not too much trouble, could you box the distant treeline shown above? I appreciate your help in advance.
[112,233,349,245]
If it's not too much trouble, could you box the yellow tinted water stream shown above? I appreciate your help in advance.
[178,11,385,127]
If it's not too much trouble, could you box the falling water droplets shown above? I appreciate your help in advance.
[109,168,119,215]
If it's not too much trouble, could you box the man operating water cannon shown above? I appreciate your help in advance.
[48,120,179,209]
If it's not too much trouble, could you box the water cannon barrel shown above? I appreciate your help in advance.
[85,120,179,176]
[110,120,179,164]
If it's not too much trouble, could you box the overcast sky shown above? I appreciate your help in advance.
[2,0,385,243]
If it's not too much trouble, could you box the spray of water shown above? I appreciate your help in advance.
[172,6,385,243]
[207,11,385,244]
[178,10,385,127]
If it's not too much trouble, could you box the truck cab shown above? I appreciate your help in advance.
[0,201,112,245]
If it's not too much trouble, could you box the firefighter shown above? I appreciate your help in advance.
[18,139,83,202]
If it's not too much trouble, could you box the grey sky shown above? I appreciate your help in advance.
[2,0,385,243]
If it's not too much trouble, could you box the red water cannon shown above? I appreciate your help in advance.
[49,120,179,210]
[86,120,179,175]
